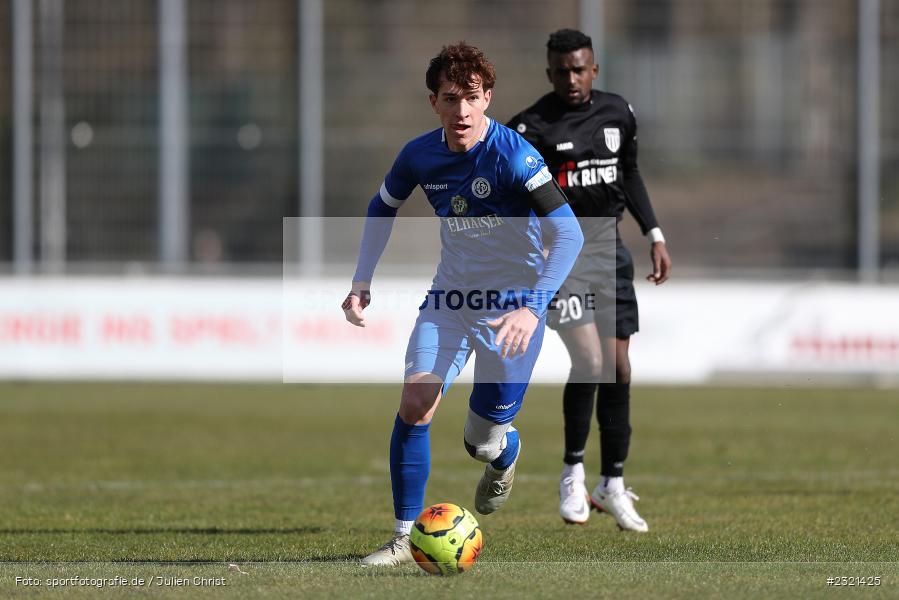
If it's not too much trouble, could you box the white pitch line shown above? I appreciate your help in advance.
[6,468,899,494]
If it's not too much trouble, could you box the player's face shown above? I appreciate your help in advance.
[429,77,492,152]
[547,48,598,107]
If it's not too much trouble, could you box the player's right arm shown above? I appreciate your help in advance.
[343,146,416,327]
[342,193,396,327]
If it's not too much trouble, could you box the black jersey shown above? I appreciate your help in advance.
[508,90,659,238]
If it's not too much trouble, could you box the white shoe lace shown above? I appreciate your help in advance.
[487,463,515,495]
[380,535,408,555]
[561,476,585,500]
[614,488,644,525]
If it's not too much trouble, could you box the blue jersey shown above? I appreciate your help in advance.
[379,118,554,290]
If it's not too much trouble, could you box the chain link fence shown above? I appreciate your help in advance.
[0,0,897,274]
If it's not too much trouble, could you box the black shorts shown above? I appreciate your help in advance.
[546,243,639,339]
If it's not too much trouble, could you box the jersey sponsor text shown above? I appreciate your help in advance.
[444,214,505,237]
[556,161,617,188]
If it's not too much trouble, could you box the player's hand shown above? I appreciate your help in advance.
[486,307,539,359]
[341,281,371,327]
[647,242,671,285]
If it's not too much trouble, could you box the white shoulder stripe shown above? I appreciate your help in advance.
[379,181,405,208]
[524,166,551,192]
[480,117,491,141]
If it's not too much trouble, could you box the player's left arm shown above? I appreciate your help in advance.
[488,161,583,358]
[620,103,672,285]
[527,178,584,308]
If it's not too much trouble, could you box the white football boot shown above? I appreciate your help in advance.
[590,483,649,532]
[474,439,522,515]
[559,476,591,524]
[360,534,413,566]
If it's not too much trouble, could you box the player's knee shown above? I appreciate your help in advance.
[399,399,434,424]
[569,367,600,384]
[616,359,631,384]
[571,354,603,380]
[463,436,502,463]
[399,383,440,424]
[463,410,507,463]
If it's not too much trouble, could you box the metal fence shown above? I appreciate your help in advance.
[1,0,897,276]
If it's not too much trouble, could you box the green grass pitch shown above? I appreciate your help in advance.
[1,382,897,598]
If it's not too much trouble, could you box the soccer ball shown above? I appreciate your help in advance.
[410,503,483,575]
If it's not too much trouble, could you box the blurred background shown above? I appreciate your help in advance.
[1,0,897,276]
[2,4,897,582]
[0,0,897,385]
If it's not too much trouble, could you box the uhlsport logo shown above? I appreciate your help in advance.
[525,155,539,169]
[451,195,468,216]
[604,128,621,153]
[516,123,527,133]
[471,177,491,199]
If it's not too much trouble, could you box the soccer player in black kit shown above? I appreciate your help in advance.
[508,29,671,531]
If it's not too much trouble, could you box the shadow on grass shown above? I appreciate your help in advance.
[0,556,374,564]
[302,554,369,562]
[355,568,428,578]
[0,527,324,535]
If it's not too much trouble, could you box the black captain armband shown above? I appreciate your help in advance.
[528,179,569,217]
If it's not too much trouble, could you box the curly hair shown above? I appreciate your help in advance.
[546,29,593,56]
[425,42,496,94]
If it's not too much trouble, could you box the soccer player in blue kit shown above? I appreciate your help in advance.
[342,43,584,566]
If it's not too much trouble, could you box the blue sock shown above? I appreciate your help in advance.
[490,427,519,470]
[389,414,431,521]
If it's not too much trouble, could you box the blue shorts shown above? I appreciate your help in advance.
[404,299,545,424]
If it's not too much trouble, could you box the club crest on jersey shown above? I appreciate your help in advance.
[451,195,468,216]
[471,177,491,199]
[604,128,621,153]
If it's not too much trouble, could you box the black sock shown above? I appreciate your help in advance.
[597,382,631,477]
[563,374,596,465]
